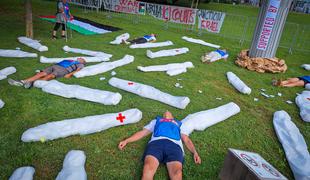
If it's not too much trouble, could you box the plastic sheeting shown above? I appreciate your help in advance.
[0,66,16,80]
[226,72,251,95]
[70,19,111,34]
[295,91,310,122]
[181,102,240,135]
[40,56,109,63]
[63,45,112,58]
[273,110,310,180]
[0,99,4,109]
[21,108,142,142]
[137,62,194,76]
[147,48,189,59]
[110,33,130,45]
[0,49,37,58]
[306,84,310,90]
[130,41,173,49]
[301,64,310,71]
[56,150,87,180]
[182,36,220,48]
[108,77,190,109]
[9,166,35,180]
[203,50,229,63]
[74,55,134,78]
[18,36,48,52]
[34,80,122,105]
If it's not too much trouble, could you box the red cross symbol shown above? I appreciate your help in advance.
[128,82,134,86]
[116,113,126,123]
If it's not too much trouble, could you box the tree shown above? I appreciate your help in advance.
[25,0,33,38]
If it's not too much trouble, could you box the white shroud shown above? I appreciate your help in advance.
[63,45,112,58]
[56,150,87,180]
[182,36,220,48]
[181,102,240,135]
[18,36,48,52]
[130,41,173,49]
[306,84,310,90]
[21,108,142,142]
[295,91,310,122]
[110,33,130,45]
[108,77,190,109]
[273,110,310,180]
[0,99,4,109]
[40,56,109,63]
[74,55,134,78]
[226,72,251,95]
[0,49,37,58]
[147,48,189,59]
[301,64,310,71]
[34,80,122,105]
[0,66,16,80]
[9,166,35,180]
[137,62,194,76]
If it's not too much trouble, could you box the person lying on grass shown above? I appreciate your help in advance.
[122,34,157,45]
[8,58,86,89]
[118,111,201,180]
[272,75,310,87]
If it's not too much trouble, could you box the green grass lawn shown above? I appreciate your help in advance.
[0,0,309,179]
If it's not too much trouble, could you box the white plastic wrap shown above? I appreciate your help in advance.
[110,33,130,45]
[204,50,229,62]
[306,84,310,90]
[9,166,35,180]
[226,72,251,95]
[56,150,87,180]
[273,110,310,180]
[21,108,142,142]
[40,56,109,63]
[18,36,48,52]
[147,48,189,59]
[137,62,194,76]
[74,55,134,78]
[108,77,190,109]
[0,49,37,58]
[182,36,220,48]
[0,66,17,80]
[295,91,310,122]
[130,41,173,49]
[33,80,122,105]
[181,102,240,135]
[0,99,4,109]
[63,45,112,58]
[301,64,310,71]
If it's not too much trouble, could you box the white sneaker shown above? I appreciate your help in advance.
[8,78,24,87]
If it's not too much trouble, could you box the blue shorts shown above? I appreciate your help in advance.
[298,76,310,84]
[142,139,184,164]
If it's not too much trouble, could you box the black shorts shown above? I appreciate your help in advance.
[142,139,184,164]
[129,37,147,44]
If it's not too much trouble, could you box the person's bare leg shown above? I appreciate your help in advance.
[142,155,159,180]
[280,78,300,86]
[167,161,183,180]
[52,30,57,37]
[24,72,48,82]
[281,80,305,87]
[62,30,65,37]
[40,74,56,81]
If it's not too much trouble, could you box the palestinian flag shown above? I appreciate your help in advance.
[40,15,121,35]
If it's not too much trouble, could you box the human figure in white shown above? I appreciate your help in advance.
[122,34,157,45]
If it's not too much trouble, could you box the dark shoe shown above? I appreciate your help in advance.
[23,81,33,89]
[52,35,57,40]
[8,78,24,87]
[61,35,66,39]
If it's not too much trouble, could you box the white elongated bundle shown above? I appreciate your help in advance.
[18,36,48,52]
[34,80,122,105]
[0,49,37,58]
[181,102,240,135]
[130,41,173,49]
[147,48,189,59]
[108,77,190,109]
[0,66,16,80]
[306,84,310,90]
[40,56,109,63]
[273,111,310,180]
[137,62,194,76]
[203,50,229,63]
[110,33,130,45]
[0,99,4,109]
[301,64,310,71]
[295,91,310,122]
[63,45,112,58]
[9,166,35,180]
[182,36,220,48]
[74,55,134,78]
[56,150,87,180]
[226,72,251,95]
[21,108,142,142]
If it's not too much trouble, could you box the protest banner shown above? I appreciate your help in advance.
[197,9,226,33]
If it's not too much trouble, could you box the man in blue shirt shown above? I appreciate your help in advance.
[118,111,201,180]
[122,34,157,45]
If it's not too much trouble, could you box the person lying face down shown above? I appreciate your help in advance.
[8,58,86,89]
[118,111,201,180]
[272,75,310,87]
[122,33,157,45]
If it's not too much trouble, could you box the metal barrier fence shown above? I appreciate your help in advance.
[70,0,310,54]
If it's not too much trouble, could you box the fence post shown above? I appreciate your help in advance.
[240,17,249,47]
[289,23,299,54]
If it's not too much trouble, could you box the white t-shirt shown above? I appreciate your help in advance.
[143,119,191,155]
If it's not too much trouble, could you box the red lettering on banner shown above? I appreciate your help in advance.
[268,5,278,13]
[201,20,218,32]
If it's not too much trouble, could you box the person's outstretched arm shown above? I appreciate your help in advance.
[181,134,201,164]
[64,68,81,78]
[118,129,151,150]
